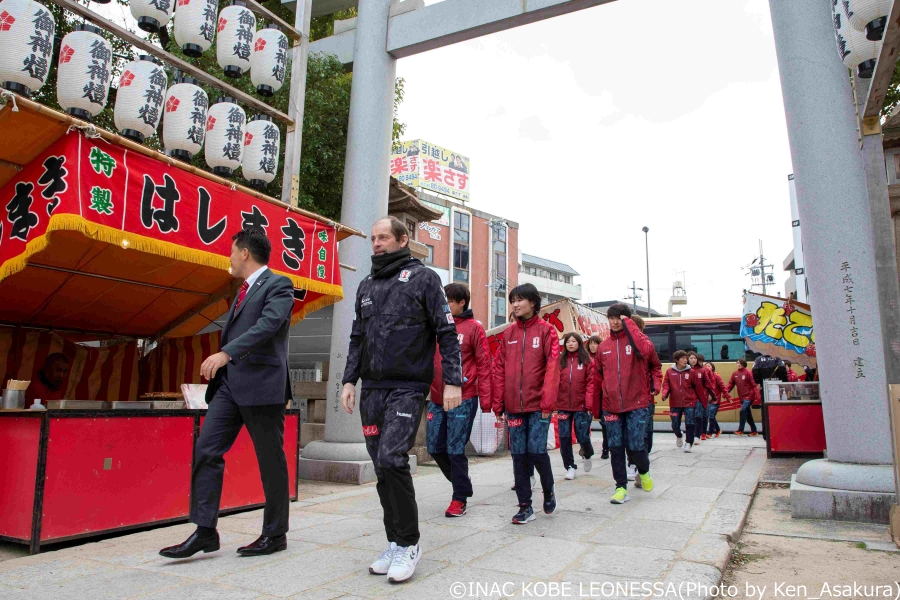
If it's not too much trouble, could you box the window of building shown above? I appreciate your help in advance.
[493,252,507,279]
[452,211,470,283]
[406,219,416,240]
[424,244,434,265]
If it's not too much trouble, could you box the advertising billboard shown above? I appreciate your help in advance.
[390,139,470,202]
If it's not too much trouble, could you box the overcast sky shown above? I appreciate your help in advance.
[396,0,794,317]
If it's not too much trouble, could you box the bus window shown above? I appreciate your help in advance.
[647,331,670,362]
[713,333,745,362]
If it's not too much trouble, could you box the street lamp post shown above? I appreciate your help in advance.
[642,226,650,317]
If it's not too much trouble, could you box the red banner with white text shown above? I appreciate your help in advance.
[0,132,342,322]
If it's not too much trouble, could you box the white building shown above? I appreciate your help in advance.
[519,253,581,305]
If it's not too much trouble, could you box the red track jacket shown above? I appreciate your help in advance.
[727,367,759,402]
[491,314,560,415]
[592,317,654,415]
[661,365,702,409]
[431,309,492,412]
[556,352,594,413]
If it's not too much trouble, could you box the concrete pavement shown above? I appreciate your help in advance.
[0,434,766,599]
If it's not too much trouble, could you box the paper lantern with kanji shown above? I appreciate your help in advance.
[205,96,245,177]
[114,56,167,144]
[56,24,112,121]
[0,0,54,98]
[833,0,880,78]
[163,76,208,161]
[250,24,288,97]
[173,0,217,58]
[130,0,174,34]
[242,114,279,188]
[216,1,255,78]
[845,0,892,40]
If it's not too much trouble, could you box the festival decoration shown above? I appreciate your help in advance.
[114,55,167,144]
[56,24,112,120]
[0,0,55,97]
[204,96,245,177]
[249,24,288,96]
[173,0,217,57]
[741,292,816,368]
[845,0,892,40]
[216,1,255,78]
[129,0,174,34]
[241,114,279,188]
[162,75,208,161]
[833,0,880,78]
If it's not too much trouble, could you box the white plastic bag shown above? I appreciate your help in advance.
[470,405,505,455]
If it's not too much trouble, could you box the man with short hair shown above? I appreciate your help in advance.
[161,228,295,559]
[26,353,71,404]
[429,283,492,517]
[593,303,655,504]
[341,216,462,583]
[728,358,760,436]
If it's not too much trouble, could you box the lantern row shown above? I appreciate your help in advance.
[831,0,885,78]
[0,0,288,100]
[0,0,282,188]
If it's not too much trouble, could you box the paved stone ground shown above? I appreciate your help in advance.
[0,434,765,600]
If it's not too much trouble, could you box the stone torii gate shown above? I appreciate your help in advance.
[297,0,615,483]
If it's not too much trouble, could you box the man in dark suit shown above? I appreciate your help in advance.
[160,228,295,559]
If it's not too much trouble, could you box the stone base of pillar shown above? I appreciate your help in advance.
[790,459,897,523]
[298,456,418,484]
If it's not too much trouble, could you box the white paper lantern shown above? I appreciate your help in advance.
[114,56,167,144]
[250,24,288,97]
[844,0,892,40]
[57,24,112,121]
[130,0,174,34]
[163,76,208,160]
[242,114,279,188]
[0,0,54,98]
[205,97,245,176]
[833,1,880,78]
[216,1,255,78]
[174,0,217,58]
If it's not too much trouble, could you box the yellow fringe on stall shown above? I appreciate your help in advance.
[0,213,345,315]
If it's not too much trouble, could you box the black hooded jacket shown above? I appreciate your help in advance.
[342,255,462,394]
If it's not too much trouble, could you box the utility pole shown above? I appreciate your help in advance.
[743,240,774,294]
[625,282,643,315]
[642,226,650,317]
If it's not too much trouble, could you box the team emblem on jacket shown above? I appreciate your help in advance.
[447,313,454,324]
[399,269,411,282]
[577,363,583,370]
[457,333,465,344]
[532,336,540,348]
[362,424,379,436]
[684,373,690,380]
[625,345,632,355]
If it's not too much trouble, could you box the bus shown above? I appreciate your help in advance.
[642,316,764,430]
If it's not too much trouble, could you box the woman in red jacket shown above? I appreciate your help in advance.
[492,283,559,524]
[688,352,717,442]
[557,332,594,480]
[661,350,700,451]
[705,363,727,438]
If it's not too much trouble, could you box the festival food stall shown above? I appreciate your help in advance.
[0,96,360,553]
[741,292,824,454]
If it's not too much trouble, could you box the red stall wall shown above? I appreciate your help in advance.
[40,416,194,541]
[0,417,41,540]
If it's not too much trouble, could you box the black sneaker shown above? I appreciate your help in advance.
[601,450,609,460]
[543,487,558,515]
[511,504,535,524]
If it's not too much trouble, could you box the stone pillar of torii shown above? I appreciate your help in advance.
[298,0,615,482]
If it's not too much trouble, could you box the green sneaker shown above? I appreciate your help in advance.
[639,472,654,492]
[610,487,629,504]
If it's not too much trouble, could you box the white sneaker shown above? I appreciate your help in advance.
[387,543,421,583]
[583,457,593,473]
[565,467,576,480]
[676,437,684,448]
[369,542,396,575]
[627,464,638,481]
[684,443,693,453]
[694,437,701,446]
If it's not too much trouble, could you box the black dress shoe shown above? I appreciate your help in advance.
[237,534,287,556]
[159,529,220,559]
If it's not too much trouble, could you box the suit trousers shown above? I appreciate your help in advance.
[190,376,289,536]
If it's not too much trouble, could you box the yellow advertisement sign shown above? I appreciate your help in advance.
[390,139,470,202]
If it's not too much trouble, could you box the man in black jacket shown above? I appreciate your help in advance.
[341,216,462,584]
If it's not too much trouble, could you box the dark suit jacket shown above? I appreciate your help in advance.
[205,267,295,406]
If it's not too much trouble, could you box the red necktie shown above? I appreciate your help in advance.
[235,281,250,310]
